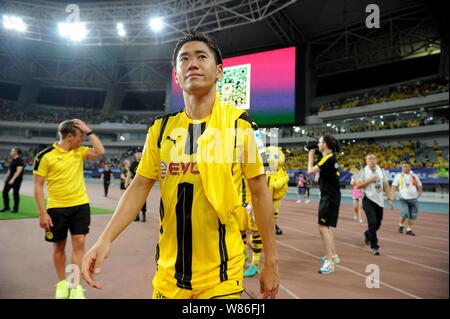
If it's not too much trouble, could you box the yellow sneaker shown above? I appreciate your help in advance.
[55,280,69,299]
[69,285,87,299]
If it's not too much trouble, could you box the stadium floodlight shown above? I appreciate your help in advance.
[58,22,88,41]
[117,23,126,37]
[2,15,27,32]
[149,17,164,31]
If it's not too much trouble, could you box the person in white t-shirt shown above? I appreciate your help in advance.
[391,162,423,236]
[356,154,394,255]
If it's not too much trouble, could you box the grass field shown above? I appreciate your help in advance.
[0,194,113,220]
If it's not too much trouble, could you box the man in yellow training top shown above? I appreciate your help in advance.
[81,32,279,299]
[34,119,105,299]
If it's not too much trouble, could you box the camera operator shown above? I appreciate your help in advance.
[307,135,341,274]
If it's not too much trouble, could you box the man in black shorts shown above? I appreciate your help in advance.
[33,119,105,299]
[308,135,341,274]
[1,148,24,213]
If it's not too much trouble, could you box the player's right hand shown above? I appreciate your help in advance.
[39,213,53,230]
[81,241,111,289]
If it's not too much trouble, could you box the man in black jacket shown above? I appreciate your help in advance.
[1,148,24,213]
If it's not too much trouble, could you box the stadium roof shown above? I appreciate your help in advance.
[0,0,444,89]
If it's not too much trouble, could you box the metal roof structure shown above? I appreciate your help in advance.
[0,0,444,90]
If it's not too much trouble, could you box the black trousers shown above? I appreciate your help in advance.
[103,181,110,197]
[363,197,384,250]
[305,188,310,197]
[3,179,22,210]
[135,202,147,220]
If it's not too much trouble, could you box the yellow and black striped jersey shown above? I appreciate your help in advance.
[136,106,265,293]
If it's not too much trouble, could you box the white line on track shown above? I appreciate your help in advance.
[277,241,423,299]
[279,224,449,275]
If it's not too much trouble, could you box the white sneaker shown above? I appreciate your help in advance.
[296,200,301,203]
[353,215,357,220]
[359,219,364,224]
[305,199,310,203]
[318,260,335,274]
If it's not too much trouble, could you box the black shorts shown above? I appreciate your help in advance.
[120,181,126,190]
[45,204,91,243]
[318,196,340,228]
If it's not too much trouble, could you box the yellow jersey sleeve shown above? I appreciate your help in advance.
[33,154,49,177]
[79,146,90,159]
[240,120,265,180]
[136,119,161,180]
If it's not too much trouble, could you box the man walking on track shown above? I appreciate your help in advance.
[126,149,146,222]
[356,154,394,255]
[81,32,280,299]
[33,119,105,299]
[391,162,423,236]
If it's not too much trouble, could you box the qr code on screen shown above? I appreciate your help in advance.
[216,64,251,110]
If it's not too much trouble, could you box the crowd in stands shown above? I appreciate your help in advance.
[284,141,449,172]
[281,110,448,138]
[319,76,449,112]
[0,99,157,125]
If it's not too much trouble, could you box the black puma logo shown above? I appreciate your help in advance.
[167,135,181,145]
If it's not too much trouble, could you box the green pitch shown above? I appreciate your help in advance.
[0,194,113,220]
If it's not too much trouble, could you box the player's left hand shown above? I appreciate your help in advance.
[8,179,14,185]
[259,262,280,299]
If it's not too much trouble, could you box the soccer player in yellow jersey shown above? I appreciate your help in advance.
[82,32,280,299]
[33,119,105,299]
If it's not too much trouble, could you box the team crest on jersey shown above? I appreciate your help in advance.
[161,160,168,180]
[335,163,339,169]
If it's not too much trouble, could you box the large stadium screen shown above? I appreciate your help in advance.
[170,46,296,125]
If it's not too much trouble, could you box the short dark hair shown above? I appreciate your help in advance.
[12,147,21,156]
[321,135,340,153]
[58,120,79,139]
[171,32,223,68]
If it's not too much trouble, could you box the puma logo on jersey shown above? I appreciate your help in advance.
[321,218,326,223]
[167,135,181,145]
